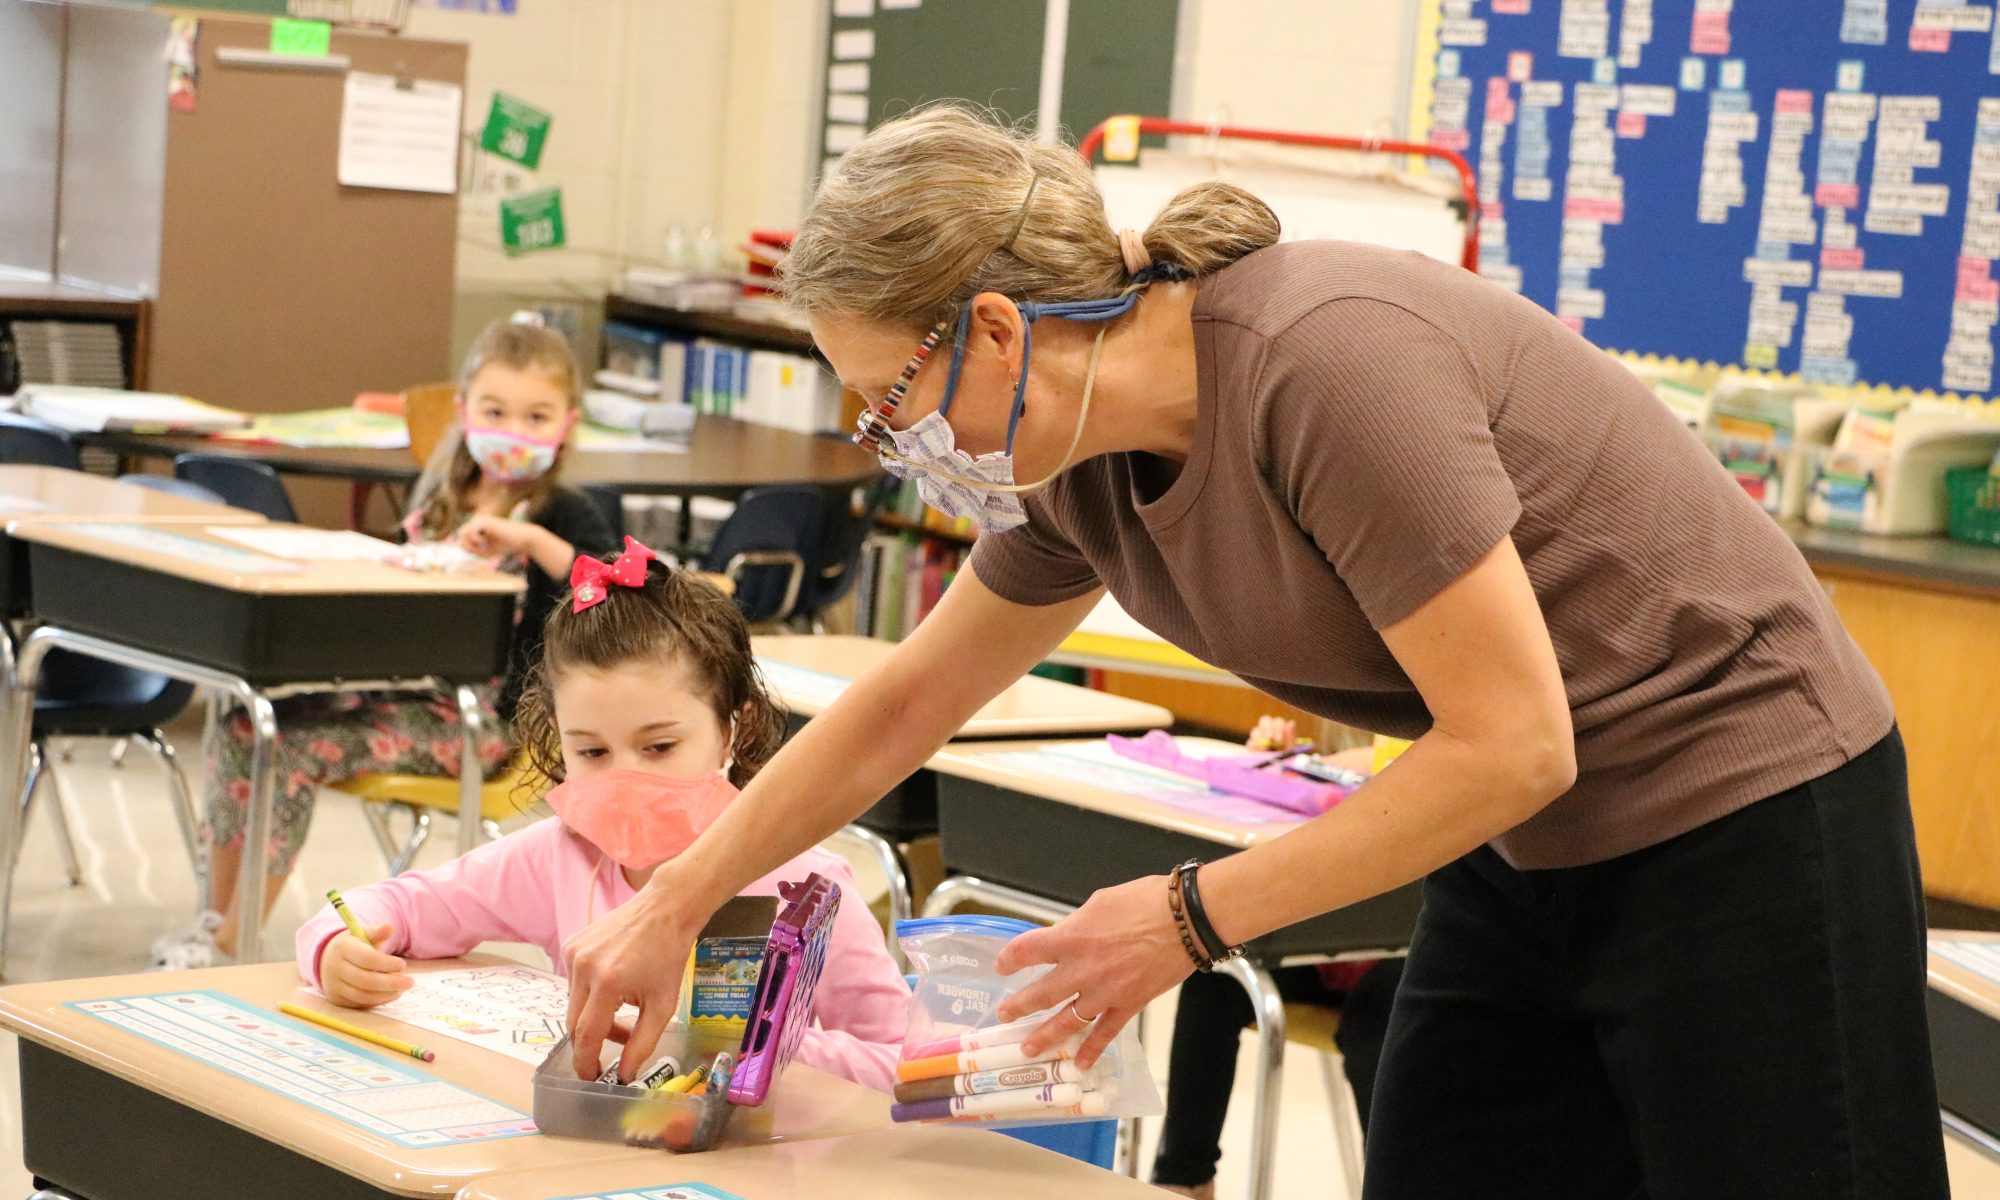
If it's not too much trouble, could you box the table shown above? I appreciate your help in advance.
[1928,932,2000,1157]
[77,416,884,500]
[0,465,265,618]
[0,521,523,970]
[457,1124,1168,1200]
[922,737,1423,1200]
[752,635,1172,934]
[0,960,890,1199]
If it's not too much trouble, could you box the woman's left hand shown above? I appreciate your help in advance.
[992,874,1195,1069]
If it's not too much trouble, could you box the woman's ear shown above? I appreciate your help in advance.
[966,292,1025,374]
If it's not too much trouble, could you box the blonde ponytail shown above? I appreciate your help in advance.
[782,104,1280,326]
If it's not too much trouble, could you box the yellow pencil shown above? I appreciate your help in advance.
[326,888,374,948]
[279,1001,435,1063]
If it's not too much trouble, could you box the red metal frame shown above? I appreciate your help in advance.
[1078,116,1481,273]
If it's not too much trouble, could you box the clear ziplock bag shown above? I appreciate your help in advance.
[892,914,1161,1128]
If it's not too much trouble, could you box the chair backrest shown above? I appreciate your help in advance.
[0,414,82,470]
[799,474,895,617]
[403,381,460,467]
[117,473,230,507]
[701,485,829,624]
[173,453,297,522]
[581,484,627,542]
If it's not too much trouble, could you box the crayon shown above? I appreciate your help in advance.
[895,1036,1080,1084]
[892,1083,1095,1123]
[893,1059,1091,1104]
[278,1001,433,1063]
[904,1012,1055,1060]
[325,888,373,948]
[927,1097,1110,1124]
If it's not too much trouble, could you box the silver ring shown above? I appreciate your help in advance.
[1067,1002,1099,1025]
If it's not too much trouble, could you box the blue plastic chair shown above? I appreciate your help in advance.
[700,485,829,625]
[0,414,82,469]
[116,473,230,507]
[173,452,297,522]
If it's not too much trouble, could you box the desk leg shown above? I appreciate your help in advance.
[0,628,50,977]
[234,692,279,965]
[1215,957,1285,1200]
[454,685,485,859]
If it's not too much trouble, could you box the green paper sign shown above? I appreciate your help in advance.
[479,92,552,170]
[499,188,566,255]
[269,18,332,58]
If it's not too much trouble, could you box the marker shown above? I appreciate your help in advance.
[325,888,373,948]
[893,1059,1092,1104]
[904,1012,1055,1060]
[279,1001,434,1063]
[895,1038,1078,1084]
[892,1083,1095,1123]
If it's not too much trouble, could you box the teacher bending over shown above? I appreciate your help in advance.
[565,106,1944,1199]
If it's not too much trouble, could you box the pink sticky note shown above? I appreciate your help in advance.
[1617,111,1647,138]
[1430,128,1471,152]
[1815,183,1861,208]
[1821,247,1864,271]
[1494,0,1531,12]
[1909,26,1951,51]
[1774,89,1814,115]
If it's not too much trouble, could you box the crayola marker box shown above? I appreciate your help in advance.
[677,894,780,1036]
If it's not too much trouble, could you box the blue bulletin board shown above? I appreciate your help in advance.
[1416,0,2000,402]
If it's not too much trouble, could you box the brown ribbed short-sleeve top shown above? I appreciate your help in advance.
[969,241,1893,869]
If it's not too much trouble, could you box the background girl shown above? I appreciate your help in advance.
[155,315,619,969]
[297,547,909,1092]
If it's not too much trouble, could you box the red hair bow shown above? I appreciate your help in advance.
[571,536,658,613]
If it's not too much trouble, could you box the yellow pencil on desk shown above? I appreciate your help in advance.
[326,887,373,947]
[279,1001,435,1063]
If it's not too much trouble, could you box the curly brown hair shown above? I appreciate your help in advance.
[514,555,787,790]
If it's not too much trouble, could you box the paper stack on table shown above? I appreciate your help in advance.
[17,385,249,434]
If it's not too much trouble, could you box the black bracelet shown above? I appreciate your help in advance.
[1178,860,1243,967]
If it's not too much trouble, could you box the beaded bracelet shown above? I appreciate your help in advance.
[1167,862,1210,971]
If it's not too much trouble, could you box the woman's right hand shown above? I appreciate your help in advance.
[319,924,412,1008]
[564,883,701,1082]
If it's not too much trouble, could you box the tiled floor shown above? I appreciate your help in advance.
[2,722,1995,1199]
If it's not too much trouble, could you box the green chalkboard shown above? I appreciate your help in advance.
[828,0,1177,151]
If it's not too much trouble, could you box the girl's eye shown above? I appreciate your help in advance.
[575,747,607,759]
[645,741,679,755]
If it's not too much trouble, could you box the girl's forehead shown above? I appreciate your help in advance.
[468,362,568,406]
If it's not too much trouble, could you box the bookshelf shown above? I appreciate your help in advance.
[0,280,150,391]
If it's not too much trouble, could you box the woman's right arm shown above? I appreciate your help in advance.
[563,568,1103,1080]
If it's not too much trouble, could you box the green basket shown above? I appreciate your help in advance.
[1944,467,2000,548]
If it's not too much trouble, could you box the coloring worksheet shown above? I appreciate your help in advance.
[371,964,572,1065]
[69,991,535,1146]
[548,1187,745,1200]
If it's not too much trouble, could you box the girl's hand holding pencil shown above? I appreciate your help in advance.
[320,921,413,1008]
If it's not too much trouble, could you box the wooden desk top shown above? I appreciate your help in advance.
[12,519,525,597]
[1929,930,2000,1023]
[753,635,1173,736]
[927,737,1304,849]
[458,1124,1163,1200]
[0,961,893,1198]
[0,465,264,526]
[79,416,883,498]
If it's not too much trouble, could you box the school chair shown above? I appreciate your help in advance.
[797,475,895,632]
[329,755,542,875]
[700,485,827,626]
[173,453,298,522]
[1283,1001,1367,1199]
[0,414,82,469]
[117,472,229,507]
[8,649,203,925]
[402,381,459,465]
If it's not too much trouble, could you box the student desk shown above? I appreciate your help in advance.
[0,521,523,969]
[457,1124,1167,1200]
[923,737,1423,1200]
[752,635,1172,933]
[1927,932,2000,1156]
[0,465,265,619]
[0,960,890,1200]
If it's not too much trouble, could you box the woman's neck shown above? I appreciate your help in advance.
[1086,283,1202,465]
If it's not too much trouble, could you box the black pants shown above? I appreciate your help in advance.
[1151,959,1404,1187]
[1366,729,1947,1200]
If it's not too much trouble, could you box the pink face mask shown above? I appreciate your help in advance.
[544,767,736,871]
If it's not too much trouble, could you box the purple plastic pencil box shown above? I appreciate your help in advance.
[1106,730,1355,816]
[726,871,841,1106]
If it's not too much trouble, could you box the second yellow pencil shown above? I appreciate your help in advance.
[279,1001,435,1063]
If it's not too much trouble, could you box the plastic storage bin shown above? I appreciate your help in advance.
[532,873,841,1152]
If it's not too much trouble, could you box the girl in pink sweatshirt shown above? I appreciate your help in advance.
[295,540,910,1092]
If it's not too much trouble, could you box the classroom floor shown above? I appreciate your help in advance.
[2,720,1996,1200]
